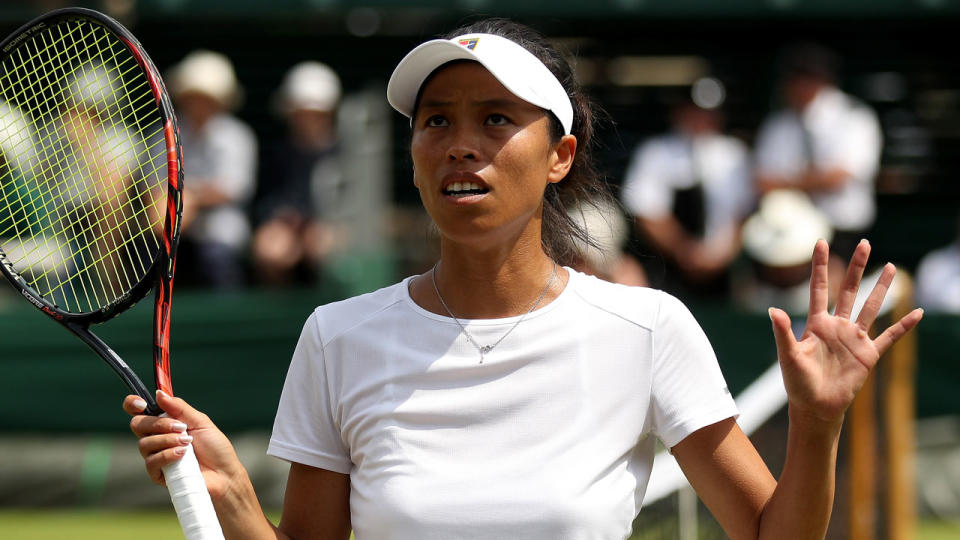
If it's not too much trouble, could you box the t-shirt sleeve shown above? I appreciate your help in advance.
[621,141,674,219]
[829,106,882,183]
[649,292,738,448]
[267,311,352,473]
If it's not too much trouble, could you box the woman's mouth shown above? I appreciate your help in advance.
[443,181,489,198]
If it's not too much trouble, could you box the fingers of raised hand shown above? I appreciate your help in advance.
[872,307,924,357]
[834,240,871,320]
[769,307,798,357]
[808,239,831,316]
[856,262,897,331]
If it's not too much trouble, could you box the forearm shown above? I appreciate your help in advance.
[187,182,238,208]
[214,463,286,540]
[757,168,849,194]
[756,174,793,194]
[799,168,850,192]
[758,406,843,539]
[637,216,693,261]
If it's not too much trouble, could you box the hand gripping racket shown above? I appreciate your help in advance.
[0,8,223,539]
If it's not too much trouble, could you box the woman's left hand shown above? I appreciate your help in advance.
[768,239,924,427]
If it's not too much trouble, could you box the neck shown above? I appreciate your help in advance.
[412,234,566,319]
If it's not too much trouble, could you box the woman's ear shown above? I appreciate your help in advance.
[547,134,577,184]
[412,165,419,188]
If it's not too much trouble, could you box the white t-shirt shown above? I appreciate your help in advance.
[915,242,960,314]
[268,269,737,540]
[753,87,882,232]
[179,114,257,249]
[621,131,753,245]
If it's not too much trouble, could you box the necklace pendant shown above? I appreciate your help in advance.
[480,345,494,354]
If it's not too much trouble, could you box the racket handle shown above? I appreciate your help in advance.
[163,443,225,540]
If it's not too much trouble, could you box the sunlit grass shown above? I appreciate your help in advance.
[0,509,954,539]
[0,510,344,540]
[918,519,960,540]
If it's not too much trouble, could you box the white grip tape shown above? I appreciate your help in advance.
[163,442,225,539]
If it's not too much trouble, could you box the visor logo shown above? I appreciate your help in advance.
[458,38,479,50]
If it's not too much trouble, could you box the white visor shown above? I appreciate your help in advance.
[387,33,574,135]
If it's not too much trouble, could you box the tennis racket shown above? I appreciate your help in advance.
[0,8,222,539]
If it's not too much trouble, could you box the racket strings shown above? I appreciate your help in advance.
[10,25,160,265]
[0,16,168,313]
[0,22,141,308]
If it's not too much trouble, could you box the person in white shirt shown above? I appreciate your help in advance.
[621,84,753,298]
[736,190,836,315]
[915,217,960,313]
[754,43,882,261]
[124,20,922,540]
[169,50,258,289]
[252,61,345,286]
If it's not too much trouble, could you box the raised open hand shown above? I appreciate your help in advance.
[768,239,924,425]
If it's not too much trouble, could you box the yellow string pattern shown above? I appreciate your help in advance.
[0,16,167,314]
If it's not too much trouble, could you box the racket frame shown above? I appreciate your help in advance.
[0,7,184,416]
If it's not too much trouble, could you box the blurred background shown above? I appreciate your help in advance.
[1,0,958,538]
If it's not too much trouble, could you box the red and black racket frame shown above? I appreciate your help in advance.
[0,8,183,417]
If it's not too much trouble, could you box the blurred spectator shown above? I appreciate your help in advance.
[56,65,147,294]
[0,100,56,281]
[754,43,882,261]
[566,198,648,287]
[735,190,836,315]
[621,78,753,298]
[169,50,257,289]
[251,61,345,286]
[915,216,960,314]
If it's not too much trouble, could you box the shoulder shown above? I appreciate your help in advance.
[308,280,410,345]
[629,134,679,161]
[843,94,881,129]
[209,114,257,141]
[714,134,748,154]
[704,134,749,164]
[918,243,960,272]
[646,133,684,154]
[566,270,677,332]
[757,110,795,134]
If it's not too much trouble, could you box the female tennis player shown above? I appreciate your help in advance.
[125,19,923,539]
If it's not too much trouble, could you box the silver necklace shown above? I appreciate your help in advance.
[431,261,558,364]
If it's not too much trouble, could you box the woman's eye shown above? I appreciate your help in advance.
[425,115,448,127]
[485,114,509,126]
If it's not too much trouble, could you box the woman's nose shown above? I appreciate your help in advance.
[446,126,479,161]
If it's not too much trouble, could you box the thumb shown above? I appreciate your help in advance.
[156,390,210,428]
[768,307,798,360]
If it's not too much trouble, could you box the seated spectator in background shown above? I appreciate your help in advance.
[915,216,960,313]
[251,61,345,286]
[754,43,882,262]
[566,198,647,287]
[621,78,753,299]
[0,100,56,283]
[169,50,257,289]
[735,190,837,315]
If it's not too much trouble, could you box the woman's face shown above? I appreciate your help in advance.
[410,61,574,249]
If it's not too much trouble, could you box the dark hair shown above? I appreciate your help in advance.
[425,18,612,265]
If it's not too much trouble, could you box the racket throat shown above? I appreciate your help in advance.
[66,322,161,414]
